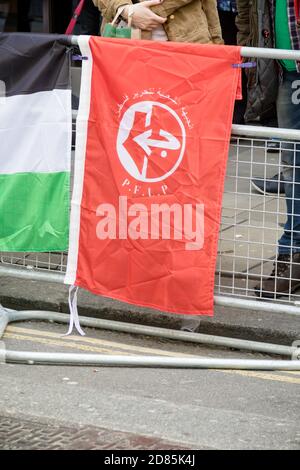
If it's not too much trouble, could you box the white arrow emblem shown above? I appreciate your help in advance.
[133,129,181,156]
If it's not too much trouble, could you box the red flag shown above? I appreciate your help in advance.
[66,36,241,316]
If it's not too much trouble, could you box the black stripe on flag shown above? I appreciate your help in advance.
[0,33,72,97]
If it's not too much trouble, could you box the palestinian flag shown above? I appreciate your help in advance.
[0,33,72,252]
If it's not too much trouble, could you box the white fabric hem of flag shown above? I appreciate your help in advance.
[64,36,92,335]
[62,286,86,337]
[65,35,93,286]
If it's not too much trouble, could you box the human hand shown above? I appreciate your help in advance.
[123,0,166,31]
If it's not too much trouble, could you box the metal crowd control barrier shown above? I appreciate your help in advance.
[216,125,300,315]
[0,44,300,368]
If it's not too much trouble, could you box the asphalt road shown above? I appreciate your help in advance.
[0,321,299,450]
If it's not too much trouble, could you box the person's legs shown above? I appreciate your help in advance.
[255,70,300,298]
[217,10,237,46]
[277,71,300,254]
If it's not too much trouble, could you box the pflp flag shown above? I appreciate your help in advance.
[0,33,72,252]
[66,36,241,320]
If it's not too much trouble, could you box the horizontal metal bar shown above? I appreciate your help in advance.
[72,110,300,141]
[0,265,64,283]
[231,124,300,141]
[70,37,300,62]
[214,295,300,317]
[2,309,295,356]
[5,350,300,369]
[241,46,300,61]
[1,265,299,318]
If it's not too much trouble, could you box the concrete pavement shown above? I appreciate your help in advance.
[0,321,299,450]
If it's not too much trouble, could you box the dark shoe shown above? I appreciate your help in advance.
[254,253,300,299]
[251,173,285,195]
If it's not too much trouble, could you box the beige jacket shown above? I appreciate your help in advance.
[92,0,223,44]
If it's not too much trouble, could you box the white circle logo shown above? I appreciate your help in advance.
[117,101,186,183]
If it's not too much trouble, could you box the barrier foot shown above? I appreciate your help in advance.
[0,306,299,369]
[0,305,9,339]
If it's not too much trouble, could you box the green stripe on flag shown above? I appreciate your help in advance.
[0,172,70,252]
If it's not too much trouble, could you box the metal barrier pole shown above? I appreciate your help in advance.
[1,265,299,316]
[0,307,298,358]
[1,306,299,368]
[240,46,300,61]
[0,265,64,283]
[232,124,300,141]
[214,295,300,317]
[70,37,300,63]
[5,350,300,370]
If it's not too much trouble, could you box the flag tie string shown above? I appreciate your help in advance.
[64,286,85,336]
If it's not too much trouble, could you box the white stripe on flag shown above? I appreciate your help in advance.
[0,89,71,174]
[64,36,93,286]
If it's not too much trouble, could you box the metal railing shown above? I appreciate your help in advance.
[216,126,300,314]
[1,45,300,317]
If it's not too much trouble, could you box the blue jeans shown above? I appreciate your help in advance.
[277,71,300,255]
